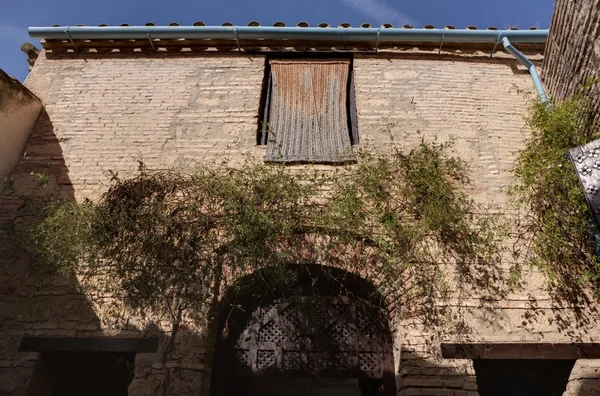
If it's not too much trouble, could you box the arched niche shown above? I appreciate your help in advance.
[210,265,396,396]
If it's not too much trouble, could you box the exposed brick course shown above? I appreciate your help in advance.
[1,49,598,395]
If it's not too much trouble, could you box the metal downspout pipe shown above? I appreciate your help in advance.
[501,36,550,105]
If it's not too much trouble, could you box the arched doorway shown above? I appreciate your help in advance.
[210,265,396,396]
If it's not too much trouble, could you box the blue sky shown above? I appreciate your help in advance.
[1,0,555,82]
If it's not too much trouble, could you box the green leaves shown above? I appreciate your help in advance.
[512,81,600,302]
[27,141,503,327]
[28,199,96,277]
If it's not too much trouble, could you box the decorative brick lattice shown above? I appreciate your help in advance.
[327,321,351,345]
[259,321,284,344]
[332,352,355,370]
[260,304,275,317]
[282,304,302,326]
[235,349,251,368]
[257,350,276,369]
[283,350,303,369]
[357,309,376,342]
[235,297,387,376]
[311,303,331,326]
[359,352,379,372]
[308,351,328,371]
[331,303,352,324]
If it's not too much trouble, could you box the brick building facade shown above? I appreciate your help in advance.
[1,23,600,395]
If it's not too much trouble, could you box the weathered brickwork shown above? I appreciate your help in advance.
[1,53,265,396]
[354,55,531,208]
[1,49,599,395]
[21,53,265,200]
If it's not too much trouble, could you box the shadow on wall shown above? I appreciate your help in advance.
[206,266,590,396]
[209,265,397,396]
[1,109,244,396]
[0,109,96,394]
[127,322,215,396]
[399,351,578,396]
[0,110,155,396]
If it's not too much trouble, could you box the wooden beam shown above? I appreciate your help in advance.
[441,343,600,359]
[19,337,159,353]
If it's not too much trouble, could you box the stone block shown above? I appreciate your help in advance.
[403,377,444,388]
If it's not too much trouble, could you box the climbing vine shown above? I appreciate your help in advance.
[22,141,505,334]
[511,81,600,302]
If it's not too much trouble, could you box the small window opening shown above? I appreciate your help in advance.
[258,56,359,164]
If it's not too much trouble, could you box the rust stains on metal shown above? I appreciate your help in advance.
[265,59,355,163]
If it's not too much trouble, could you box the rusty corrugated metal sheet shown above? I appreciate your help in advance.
[265,59,356,163]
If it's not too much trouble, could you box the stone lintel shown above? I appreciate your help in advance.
[441,343,600,359]
[19,337,159,353]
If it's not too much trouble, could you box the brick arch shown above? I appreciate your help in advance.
[209,264,397,396]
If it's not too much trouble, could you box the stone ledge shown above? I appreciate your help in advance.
[18,336,159,353]
[441,343,600,359]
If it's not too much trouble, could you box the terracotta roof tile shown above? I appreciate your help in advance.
[49,22,543,30]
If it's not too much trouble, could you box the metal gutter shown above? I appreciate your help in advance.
[29,26,548,44]
[28,25,550,104]
[502,37,550,104]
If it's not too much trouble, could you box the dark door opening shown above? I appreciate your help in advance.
[474,359,575,396]
[210,296,395,396]
[222,377,385,396]
[25,352,135,396]
[210,265,396,396]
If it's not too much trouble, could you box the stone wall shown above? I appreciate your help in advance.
[1,49,599,395]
